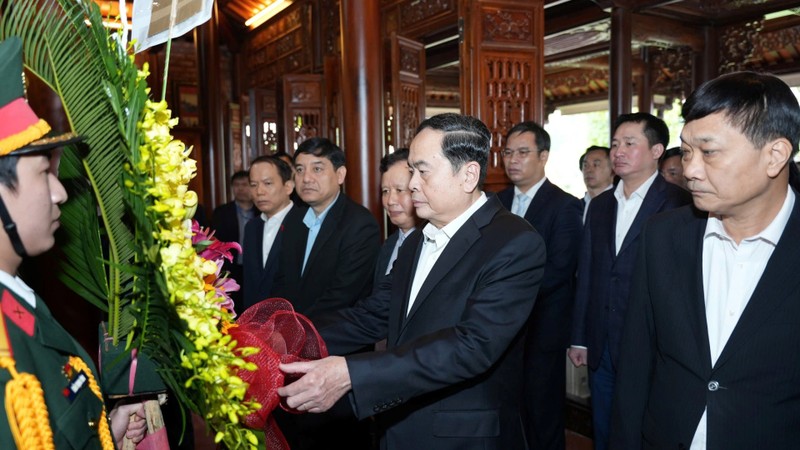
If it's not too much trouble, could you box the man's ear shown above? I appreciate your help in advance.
[650,143,665,160]
[462,161,480,192]
[336,166,347,184]
[766,137,792,178]
[539,150,549,163]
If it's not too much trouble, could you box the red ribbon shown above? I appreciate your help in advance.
[229,298,327,450]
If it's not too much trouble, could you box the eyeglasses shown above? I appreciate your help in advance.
[501,148,533,158]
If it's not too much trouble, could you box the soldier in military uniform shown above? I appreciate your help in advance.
[0,37,147,449]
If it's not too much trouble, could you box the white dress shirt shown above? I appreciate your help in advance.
[407,193,488,315]
[0,270,36,308]
[613,172,657,254]
[690,186,795,449]
[259,202,294,267]
[511,177,546,217]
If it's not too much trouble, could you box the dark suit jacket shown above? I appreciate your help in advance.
[271,194,380,320]
[571,174,691,369]
[242,204,306,310]
[211,201,256,247]
[498,180,583,350]
[319,196,546,450]
[372,230,400,292]
[612,194,800,449]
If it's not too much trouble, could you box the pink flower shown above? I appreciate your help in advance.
[191,220,242,263]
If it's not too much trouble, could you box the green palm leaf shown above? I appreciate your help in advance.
[1,0,141,342]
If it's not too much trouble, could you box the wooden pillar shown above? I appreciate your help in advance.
[610,2,633,125]
[197,2,226,209]
[637,47,652,114]
[339,0,383,219]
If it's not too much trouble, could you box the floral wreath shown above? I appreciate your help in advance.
[0,0,265,447]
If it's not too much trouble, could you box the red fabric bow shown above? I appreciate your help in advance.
[229,298,328,449]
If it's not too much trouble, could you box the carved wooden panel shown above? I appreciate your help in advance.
[386,33,426,152]
[246,2,313,88]
[380,0,457,39]
[482,7,533,44]
[650,46,694,100]
[719,20,763,74]
[482,54,533,155]
[281,74,326,154]
[460,0,544,192]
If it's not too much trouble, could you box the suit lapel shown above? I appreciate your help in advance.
[400,199,496,331]
[497,188,513,211]
[618,176,666,256]
[714,197,800,370]
[302,194,344,279]
[524,180,553,223]
[393,231,423,342]
[678,209,713,371]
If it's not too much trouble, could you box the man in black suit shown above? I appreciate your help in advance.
[212,170,256,310]
[374,148,418,290]
[278,113,546,450]
[270,137,380,450]
[271,137,380,319]
[497,121,582,450]
[568,112,691,450]
[241,155,304,312]
[579,145,615,223]
[612,72,800,449]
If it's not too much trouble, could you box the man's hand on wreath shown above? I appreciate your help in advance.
[278,356,351,413]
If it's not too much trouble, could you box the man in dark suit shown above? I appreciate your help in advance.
[373,148,418,291]
[278,113,546,450]
[212,170,256,311]
[242,155,304,312]
[568,112,691,450]
[612,72,800,449]
[271,137,380,319]
[579,145,615,223]
[497,121,582,450]
[270,137,380,450]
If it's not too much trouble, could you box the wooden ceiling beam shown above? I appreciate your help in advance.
[631,12,704,52]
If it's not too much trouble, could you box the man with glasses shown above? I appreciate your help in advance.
[497,121,583,450]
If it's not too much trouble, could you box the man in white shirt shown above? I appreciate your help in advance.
[277,113,546,450]
[569,112,691,450]
[579,145,615,223]
[242,155,302,311]
[612,72,800,450]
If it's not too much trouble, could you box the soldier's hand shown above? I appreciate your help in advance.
[109,402,147,447]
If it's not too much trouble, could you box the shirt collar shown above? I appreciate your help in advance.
[514,177,547,199]
[303,192,340,228]
[260,201,294,223]
[423,192,488,247]
[615,171,658,202]
[0,270,36,308]
[704,186,795,246]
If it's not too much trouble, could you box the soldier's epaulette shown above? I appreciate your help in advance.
[0,289,36,358]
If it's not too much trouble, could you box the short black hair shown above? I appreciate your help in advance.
[250,155,293,183]
[660,147,682,163]
[415,113,491,187]
[231,170,249,182]
[579,145,610,169]
[505,121,550,152]
[294,137,346,169]
[682,71,800,158]
[613,112,670,149]
[0,154,20,190]
[380,148,409,174]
